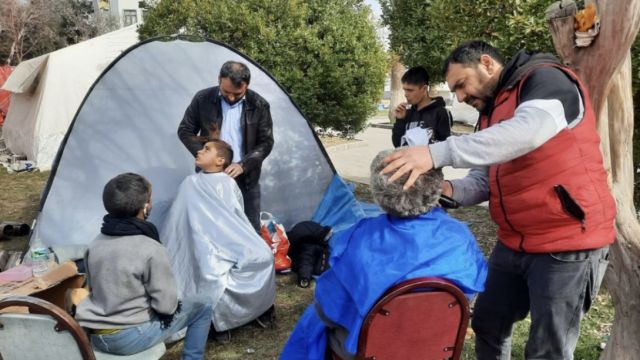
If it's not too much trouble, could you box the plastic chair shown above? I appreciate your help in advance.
[0,296,165,360]
[330,277,470,360]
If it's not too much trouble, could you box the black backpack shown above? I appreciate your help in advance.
[288,221,332,288]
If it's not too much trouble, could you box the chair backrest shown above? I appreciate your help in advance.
[0,295,96,360]
[356,277,470,360]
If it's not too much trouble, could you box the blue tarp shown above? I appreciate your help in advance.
[281,208,488,359]
[311,175,380,233]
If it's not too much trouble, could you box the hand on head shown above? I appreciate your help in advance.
[382,145,434,190]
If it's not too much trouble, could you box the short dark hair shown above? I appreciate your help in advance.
[102,173,151,218]
[207,139,234,168]
[443,40,505,76]
[401,66,430,86]
[219,61,251,87]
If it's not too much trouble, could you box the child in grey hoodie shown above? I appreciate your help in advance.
[76,173,212,359]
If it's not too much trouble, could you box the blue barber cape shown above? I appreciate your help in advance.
[280,208,488,359]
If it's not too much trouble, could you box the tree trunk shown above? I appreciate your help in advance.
[388,57,406,123]
[547,1,640,358]
[6,41,17,66]
[599,53,640,359]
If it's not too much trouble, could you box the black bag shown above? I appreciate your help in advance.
[288,221,332,288]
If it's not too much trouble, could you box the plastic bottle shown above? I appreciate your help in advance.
[31,247,50,277]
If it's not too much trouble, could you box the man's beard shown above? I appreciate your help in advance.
[223,96,243,106]
[469,80,498,112]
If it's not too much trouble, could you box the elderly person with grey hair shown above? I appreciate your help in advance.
[281,150,488,360]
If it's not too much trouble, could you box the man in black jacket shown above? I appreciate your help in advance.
[178,61,274,231]
[392,66,452,147]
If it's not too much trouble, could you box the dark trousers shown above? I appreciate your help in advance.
[472,242,609,360]
[238,182,261,232]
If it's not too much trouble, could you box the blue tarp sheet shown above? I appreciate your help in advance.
[311,175,380,233]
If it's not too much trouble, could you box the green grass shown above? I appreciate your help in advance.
[447,205,614,360]
[163,274,314,359]
[0,168,614,359]
[0,168,50,251]
[457,292,613,360]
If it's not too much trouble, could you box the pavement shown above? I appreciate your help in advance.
[326,116,471,184]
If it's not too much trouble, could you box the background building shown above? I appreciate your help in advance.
[94,0,145,27]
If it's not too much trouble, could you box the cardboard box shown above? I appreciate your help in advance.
[0,261,85,311]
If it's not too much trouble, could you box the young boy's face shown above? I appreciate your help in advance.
[402,82,428,105]
[196,142,225,170]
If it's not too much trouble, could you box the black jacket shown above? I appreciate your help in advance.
[178,86,274,187]
[392,96,451,147]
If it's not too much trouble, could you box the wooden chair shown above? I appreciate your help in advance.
[330,277,470,360]
[0,296,165,360]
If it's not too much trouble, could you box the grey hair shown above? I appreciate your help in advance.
[370,149,443,217]
[219,61,251,87]
[102,173,151,218]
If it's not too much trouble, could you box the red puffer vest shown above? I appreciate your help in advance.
[479,64,616,253]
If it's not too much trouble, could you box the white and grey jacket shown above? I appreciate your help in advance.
[431,51,583,206]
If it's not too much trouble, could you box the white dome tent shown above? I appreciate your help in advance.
[31,36,372,259]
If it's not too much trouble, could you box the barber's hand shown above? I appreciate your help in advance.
[225,163,244,178]
[441,180,453,198]
[382,145,434,190]
[394,103,408,120]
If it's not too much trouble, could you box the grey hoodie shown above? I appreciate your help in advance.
[75,234,178,329]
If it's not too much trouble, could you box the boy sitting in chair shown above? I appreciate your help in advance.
[160,138,276,338]
[280,149,488,359]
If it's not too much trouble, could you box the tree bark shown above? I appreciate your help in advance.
[599,53,640,360]
[547,1,640,358]
[388,56,406,123]
[548,1,640,116]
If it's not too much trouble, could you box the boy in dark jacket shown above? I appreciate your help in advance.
[392,66,452,147]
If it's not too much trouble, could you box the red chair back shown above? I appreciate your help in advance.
[355,277,470,360]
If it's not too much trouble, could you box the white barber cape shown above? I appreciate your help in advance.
[160,172,276,331]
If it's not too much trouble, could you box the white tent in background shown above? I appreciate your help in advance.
[1,25,139,170]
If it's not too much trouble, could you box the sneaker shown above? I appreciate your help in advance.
[255,305,276,329]
[211,328,231,344]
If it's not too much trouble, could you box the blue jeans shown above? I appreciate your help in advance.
[472,242,609,360]
[90,297,212,360]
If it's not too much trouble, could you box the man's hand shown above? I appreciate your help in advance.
[394,103,409,120]
[441,180,453,198]
[382,145,434,190]
[225,163,244,178]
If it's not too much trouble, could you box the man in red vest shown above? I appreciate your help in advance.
[383,40,616,359]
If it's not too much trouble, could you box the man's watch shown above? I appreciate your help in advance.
[438,194,460,209]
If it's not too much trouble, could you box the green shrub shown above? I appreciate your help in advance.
[138,0,387,133]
